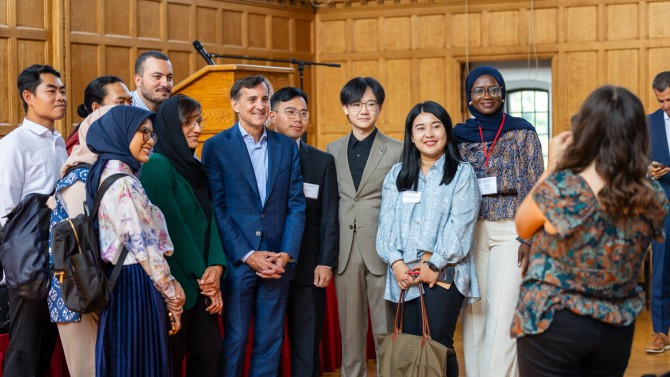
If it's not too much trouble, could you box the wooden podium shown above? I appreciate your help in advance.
[172,64,294,155]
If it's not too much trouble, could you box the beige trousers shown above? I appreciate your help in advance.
[335,240,393,377]
[462,219,521,377]
[57,312,99,377]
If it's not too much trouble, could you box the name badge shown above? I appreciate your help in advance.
[477,176,498,196]
[402,191,422,203]
[303,183,319,199]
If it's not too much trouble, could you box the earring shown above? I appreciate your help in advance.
[468,101,472,106]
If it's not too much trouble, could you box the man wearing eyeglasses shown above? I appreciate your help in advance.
[269,87,339,377]
[326,77,402,377]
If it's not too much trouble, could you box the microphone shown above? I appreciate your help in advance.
[192,40,215,65]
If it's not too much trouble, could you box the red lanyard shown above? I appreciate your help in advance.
[478,113,506,170]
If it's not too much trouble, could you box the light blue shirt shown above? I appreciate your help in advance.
[376,155,482,305]
[238,123,269,205]
[664,112,670,154]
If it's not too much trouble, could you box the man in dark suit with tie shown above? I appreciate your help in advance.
[202,75,306,377]
[269,87,339,377]
[647,71,670,354]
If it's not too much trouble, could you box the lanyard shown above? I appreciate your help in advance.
[478,113,506,170]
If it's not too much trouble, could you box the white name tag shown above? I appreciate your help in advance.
[477,176,498,196]
[303,183,319,199]
[402,191,422,203]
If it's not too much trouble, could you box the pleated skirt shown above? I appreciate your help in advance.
[95,263,172,377]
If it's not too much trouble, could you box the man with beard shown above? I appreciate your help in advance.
[131,50,173,111]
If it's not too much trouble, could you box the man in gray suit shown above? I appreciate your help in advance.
[327,77,403,377]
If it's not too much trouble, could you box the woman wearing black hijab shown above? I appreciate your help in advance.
[140,94,227,377]
[454,66,544,377]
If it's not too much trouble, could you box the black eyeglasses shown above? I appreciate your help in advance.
[470,86,503,99]
[137,127,158,143]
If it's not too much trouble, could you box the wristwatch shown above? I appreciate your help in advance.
[423,260,440,272]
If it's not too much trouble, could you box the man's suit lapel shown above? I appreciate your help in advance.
[335,135,356,194]
[652,111,670,160]
[228,125,262,208]
[265,131,285,203]
[357,132,387,195]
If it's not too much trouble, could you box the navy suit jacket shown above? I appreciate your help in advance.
[649,109,670,198]
[202,123,306,279]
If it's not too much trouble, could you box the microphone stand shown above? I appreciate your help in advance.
[209,53,340,91]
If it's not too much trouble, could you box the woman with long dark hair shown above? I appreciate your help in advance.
[455,66,544,377]
[513,85,669,376]
[140,94,227,377]
[377,101,481,376]
[86,105,185,377]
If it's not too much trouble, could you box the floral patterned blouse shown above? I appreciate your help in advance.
[97,160,177,300]
[458,129,544,221]
[48,167,87,323]
[511,170,669,338]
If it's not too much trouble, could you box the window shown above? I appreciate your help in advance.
[506,89,550,167]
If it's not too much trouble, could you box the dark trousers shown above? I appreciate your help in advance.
[218,270,290,377]
[395,283,465,377]
[517,310,634,377]
[651,213,670,334]
[287,282,326,377]
[3,286,58,377]
[171,294,222,377]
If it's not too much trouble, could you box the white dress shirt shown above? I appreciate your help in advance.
[664,112,670,153]
[0,119,67,226]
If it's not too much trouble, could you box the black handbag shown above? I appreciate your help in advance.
[51,173,128,313]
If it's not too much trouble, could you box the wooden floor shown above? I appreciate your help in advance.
[323,309,670,377]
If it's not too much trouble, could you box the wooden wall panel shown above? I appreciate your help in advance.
[607,3,638,41]
[418,15,445,50]
[105,0,130,35]
[606,49,639,92]
[648,2,670,38]
[353,19,378,52]
[272,16,290,50]
[384,17,411,51]
[0,38,10,125]
[0,0,7,26]
[488,10,519,46]
[167,4,191,41]
[222,10,243,46]
[248,13,267,48]
[295,18,312,52]
[17,0,46,28]
[320,20,346,53]
[533,8,557,44]
[565,6,598,42]
[566,51,598,115]
[385,58,411,138]
[138,1,162,39]
[451,13,481,48]
[196,7,218,44]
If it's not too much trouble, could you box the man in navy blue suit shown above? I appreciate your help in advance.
[202,75,306,376]
[647,71,670,353]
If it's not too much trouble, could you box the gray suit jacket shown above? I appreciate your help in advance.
[327,130,403,275]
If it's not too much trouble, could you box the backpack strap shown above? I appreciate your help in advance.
[90,173,131,293]
[62,163,92,178]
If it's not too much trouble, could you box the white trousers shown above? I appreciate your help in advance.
[462,219,521,377]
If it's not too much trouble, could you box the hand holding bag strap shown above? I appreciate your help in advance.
[90,173,131,292]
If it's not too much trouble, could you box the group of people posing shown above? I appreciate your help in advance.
[0,49,668,377]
